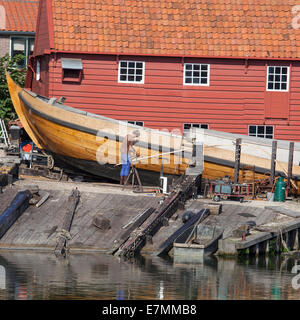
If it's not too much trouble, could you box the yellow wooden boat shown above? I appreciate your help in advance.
[6,72,300,191]
[6,72,195,185]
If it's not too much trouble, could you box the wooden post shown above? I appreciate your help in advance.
[275,236,281,253]
[287,142,294,192]
[255,243,260,256]
[249,245,256,256]
[270,140,277,187]
[265,240,270,254]
[234,138,242,184]
[54,189,80,256]
[293,229,299,250]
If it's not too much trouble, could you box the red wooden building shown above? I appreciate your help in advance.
[25,0,300,141]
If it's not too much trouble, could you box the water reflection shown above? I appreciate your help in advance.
[0,251,299,300]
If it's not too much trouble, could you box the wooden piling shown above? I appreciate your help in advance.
[255,243,260,256]
[270,140,277,187]
[296,229,300,250]
[265,240,270,254]
[249,245,256,256]
[287,142,294,192]
[234,138,242,184]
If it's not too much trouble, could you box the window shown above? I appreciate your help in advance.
[36,60,40,81]
[61,58,83,82]
[184,63,210,86]
[127,121,144,127]
[118,61,145,84]
[267,66,289,91]
[27,38,34,58]
[183,123,209,132]
[10,37,35,65]
[248,125,273,139]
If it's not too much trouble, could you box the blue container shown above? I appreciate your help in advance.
[215,183,232,194]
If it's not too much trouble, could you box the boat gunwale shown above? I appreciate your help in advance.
[23,88,185,140]
[18,91,193,158]
[18,91,300,180]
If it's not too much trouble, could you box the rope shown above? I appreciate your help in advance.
[56,228,72,241]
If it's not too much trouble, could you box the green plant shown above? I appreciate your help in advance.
[0,54,26,122]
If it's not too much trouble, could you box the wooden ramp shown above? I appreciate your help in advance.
[0,183,159,252]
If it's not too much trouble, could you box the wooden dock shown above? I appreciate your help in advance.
[186,199,300,256]
[0,180,159,252]
[1,174,300,258]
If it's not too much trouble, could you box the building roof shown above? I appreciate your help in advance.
[49,0,300,59]
[0,0,39,33]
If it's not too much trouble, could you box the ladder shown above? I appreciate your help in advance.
[0,119,9,147]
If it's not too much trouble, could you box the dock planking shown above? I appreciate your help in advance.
[0,184,159,252]
[186,200,292,239]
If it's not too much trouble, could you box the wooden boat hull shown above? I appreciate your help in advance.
[52,152,174,185]
[6,72,193,185]
[6,72,300,191]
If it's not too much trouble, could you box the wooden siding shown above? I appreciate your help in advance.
[31,56,49,97]
[30,53,300,142]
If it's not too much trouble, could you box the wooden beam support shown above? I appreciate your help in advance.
[234,138,242,184]
[287,142,294,191]
[54,188,80,256]
[270,140,277,187]
[112,207,155,256]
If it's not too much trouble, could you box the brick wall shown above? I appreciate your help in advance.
[0,36,10,57]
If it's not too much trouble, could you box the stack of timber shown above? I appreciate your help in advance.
[0,154,20,189]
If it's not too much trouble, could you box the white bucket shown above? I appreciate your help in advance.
[267,192,274,202]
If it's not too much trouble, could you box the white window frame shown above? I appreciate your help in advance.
[266,66,290,92]
[127,121,144,127]
[183,63,210,86]
[118,60,145,84]
[248,125,274,139]
[183,123,209,132]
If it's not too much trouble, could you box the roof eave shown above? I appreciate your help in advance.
[42,49,300,62]
[0,31,35,36]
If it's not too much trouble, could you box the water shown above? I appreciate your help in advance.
[0,251,299,300]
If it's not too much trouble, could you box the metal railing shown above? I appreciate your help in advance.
[0,119,9,147]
